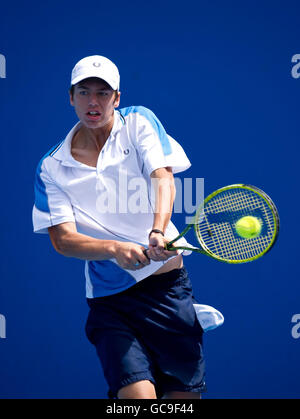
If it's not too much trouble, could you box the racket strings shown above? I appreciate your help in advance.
[202,220,272,260]
[196,188,277,262]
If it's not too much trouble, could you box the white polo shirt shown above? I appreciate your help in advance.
[33,106,191,298]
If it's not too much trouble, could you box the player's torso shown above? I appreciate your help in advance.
[46,120,152,241]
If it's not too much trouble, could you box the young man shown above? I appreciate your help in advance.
[32,55,206,399]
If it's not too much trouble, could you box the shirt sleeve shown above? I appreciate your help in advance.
[131,106,191,176]
[32,158,75,234]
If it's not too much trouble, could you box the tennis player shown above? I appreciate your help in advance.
[32,55,206,399]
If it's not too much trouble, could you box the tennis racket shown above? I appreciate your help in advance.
[166,184,279,264]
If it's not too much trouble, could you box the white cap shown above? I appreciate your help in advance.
[71,55,120,90]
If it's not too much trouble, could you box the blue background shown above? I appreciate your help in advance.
[0,0,299,399]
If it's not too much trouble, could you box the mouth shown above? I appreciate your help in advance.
[86,111,101,121]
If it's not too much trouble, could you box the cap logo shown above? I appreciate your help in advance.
[93,62,101,68]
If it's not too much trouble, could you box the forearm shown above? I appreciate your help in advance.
[48,223,150,270]
[151,168,176,233]
[147,168,178,262]
[49,228,117,260]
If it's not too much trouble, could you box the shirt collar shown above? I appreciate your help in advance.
[52,110,123,167]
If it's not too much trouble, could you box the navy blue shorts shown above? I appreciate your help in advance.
[85,266,206,398]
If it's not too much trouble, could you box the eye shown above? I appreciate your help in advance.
[98,91,108,96]
[79,90,88,95]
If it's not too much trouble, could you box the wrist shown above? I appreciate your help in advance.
[149,229,164,238]
[108,240,120,258]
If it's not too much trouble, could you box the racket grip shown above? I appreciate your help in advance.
[165,242,172,250]
[143,248,150,260]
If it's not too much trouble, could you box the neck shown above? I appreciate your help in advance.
[78,114,115,151]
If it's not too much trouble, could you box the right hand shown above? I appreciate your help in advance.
[113,241,150,271]
[147,232,179,262]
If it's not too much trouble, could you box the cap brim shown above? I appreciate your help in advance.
[71,72,118,90]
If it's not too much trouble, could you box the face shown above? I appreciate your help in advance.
[70,78,120,130]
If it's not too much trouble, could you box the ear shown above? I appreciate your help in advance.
[70,92,74,106]
[114,91,121,108]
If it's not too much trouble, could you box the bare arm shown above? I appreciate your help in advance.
[147,167,178,261]
[150,167,176,232]
[48,222,150,270]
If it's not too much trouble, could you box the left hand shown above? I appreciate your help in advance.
[146,232,178,262]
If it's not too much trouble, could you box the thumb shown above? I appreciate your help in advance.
[155,246,163,254]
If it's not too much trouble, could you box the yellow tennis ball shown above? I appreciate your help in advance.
[235,216,262,239]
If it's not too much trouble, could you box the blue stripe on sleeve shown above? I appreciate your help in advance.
[34,141,63,212]
[119,106,172,155]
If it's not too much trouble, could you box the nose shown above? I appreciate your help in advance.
[88,93,99,106]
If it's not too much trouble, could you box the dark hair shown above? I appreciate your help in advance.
[69,77,119,100]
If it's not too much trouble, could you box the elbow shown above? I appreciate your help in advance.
[48,224,78,258]
[50,235,71,256]
[52,238,67,255]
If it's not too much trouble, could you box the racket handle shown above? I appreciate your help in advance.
[143,248,150,260]
[165,242,173,251]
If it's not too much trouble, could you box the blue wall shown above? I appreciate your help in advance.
[0,0,299,399]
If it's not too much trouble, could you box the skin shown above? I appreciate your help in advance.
[48,77,199,399]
